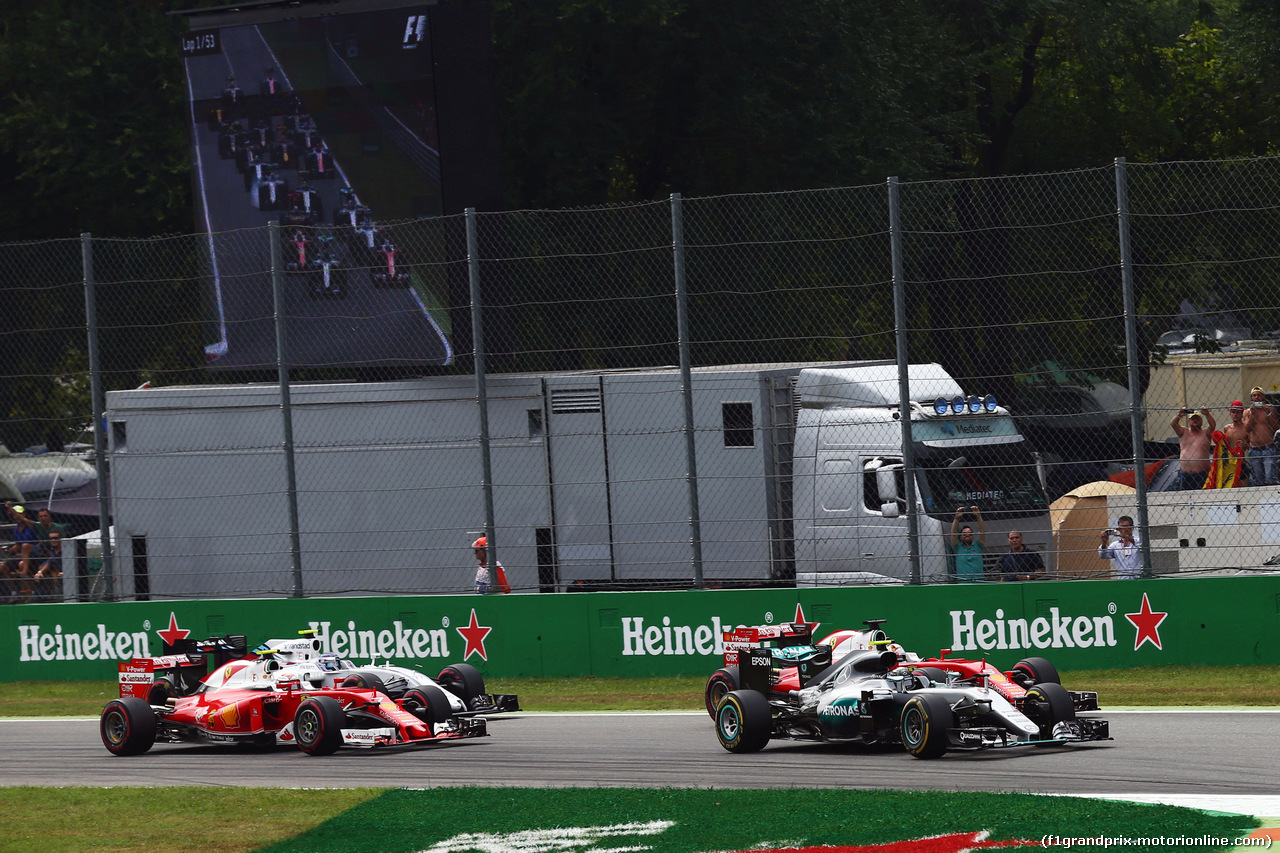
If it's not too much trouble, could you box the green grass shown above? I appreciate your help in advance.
[0,787,1257,853]
[0,787,384,853]
[5,666,1280,717]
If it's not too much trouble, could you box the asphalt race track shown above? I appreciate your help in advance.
[1,710,1277,793]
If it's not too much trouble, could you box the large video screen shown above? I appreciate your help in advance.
[181,2,496,370]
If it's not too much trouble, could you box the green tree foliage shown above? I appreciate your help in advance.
[3,0,1280,443]
[0,0,192,238]
[0,1,196,450]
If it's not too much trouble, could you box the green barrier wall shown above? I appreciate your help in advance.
[2,576,1277,682]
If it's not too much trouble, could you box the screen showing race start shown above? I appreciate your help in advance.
[183,4,465,370]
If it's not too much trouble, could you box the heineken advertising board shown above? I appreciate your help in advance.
[2,576,1278,681]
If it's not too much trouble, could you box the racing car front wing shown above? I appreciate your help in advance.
[947,716,1110,751]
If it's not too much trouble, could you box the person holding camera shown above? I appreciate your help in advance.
[1170,407,1216,490]
[948,506,986,582]
[1098,515,1141,579]
[1243,387,1280,486]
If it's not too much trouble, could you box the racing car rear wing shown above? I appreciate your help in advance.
[722,622,815,666]
[118,634,250,700]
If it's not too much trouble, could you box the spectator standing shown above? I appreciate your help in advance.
[472,537,490,593]
[999,530,1045,581]
[1170,408,1216,490]
[948,506,986,582]
[1099,515,1142,579]
[472,535,512,595]
[1,504,40,597]
[33,530,62,600]
[34,508,68,554]
[1243,387,1280,486]
[1224,401,1249,455]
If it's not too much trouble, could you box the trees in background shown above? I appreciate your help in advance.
[3,0,1280,445]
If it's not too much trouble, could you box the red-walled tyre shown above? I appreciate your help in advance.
[101,698,158,756]
[294,696,345,756]
[704,666,741,717]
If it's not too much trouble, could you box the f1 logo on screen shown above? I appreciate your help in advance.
[403,15,427,49]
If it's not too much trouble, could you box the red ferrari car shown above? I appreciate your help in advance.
[101,642,486,756]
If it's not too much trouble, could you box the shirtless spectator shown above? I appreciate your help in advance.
[1243,387,1280,486]
[1224,400,1250,480]
[1170,408,1216,490]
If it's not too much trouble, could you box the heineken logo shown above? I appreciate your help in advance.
[951,595,1168,653]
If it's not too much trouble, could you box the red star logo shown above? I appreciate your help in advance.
[456,608,493,661]
[728,830,1035,853]
[794,603,821,638]
[157,612,191,648]
[1124,592,1168,651]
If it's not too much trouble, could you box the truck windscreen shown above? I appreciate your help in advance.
[914,443,1048,520]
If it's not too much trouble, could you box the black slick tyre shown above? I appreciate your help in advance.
[101,697,158,756]
[704,666,741,717]
[341,672,387,695]
[401,684,453,734]
[914,667,950,686]
[1024,681,1075,742]
[900,693,953,759]
[1011,656,1059,686]
[294,696,345,755]
[715,690,771,753]
[147,676,178,706]
[437,663,485,708]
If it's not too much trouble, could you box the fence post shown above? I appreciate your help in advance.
[888,179,922,585]
[82,232,114,600]
[270,221,304,597]
[671,193,704,589]
[1115,158,1152,577]
[468,208,498,582]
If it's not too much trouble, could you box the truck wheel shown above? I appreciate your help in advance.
[401,684,452,733]
[101,698,158,756]
[705,666,741,717]
[294,696,345,755]
[715,690,771,753]
[1024,682,1075,742]
[437,663,485,708]
[1011,657,1059,687]
[900,693,953,759]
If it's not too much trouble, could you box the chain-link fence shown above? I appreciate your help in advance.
[5,156,1280,602]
